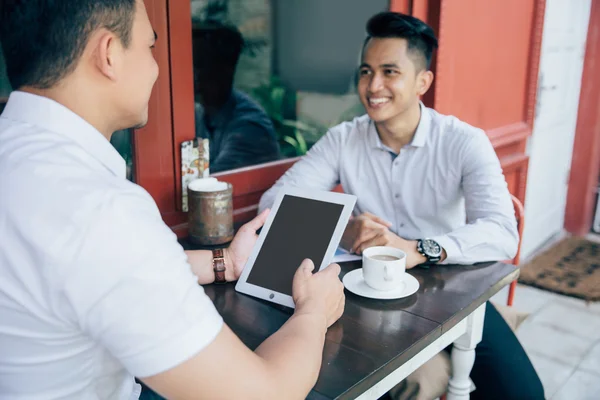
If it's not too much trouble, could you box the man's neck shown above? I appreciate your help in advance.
[21,83,115,140]
[375,103,422,153]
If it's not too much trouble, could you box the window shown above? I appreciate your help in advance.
[188,0,381,175]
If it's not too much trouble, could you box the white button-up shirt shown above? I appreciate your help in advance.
[0,92,223,399]
[259,104,518,264]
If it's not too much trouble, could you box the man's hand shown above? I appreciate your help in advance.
[225,209,270,281]
[292,259,345,328]
[341,212,392,253]
[345,212,427,269]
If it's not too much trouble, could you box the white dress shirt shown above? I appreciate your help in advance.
[259,103,518,264]
[0,92,223,399]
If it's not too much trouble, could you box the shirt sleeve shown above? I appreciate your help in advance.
[431,129,519,264]
[60,186,223,378]
[258,128,343,212]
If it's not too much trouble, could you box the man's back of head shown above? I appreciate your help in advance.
[0,0,159,137]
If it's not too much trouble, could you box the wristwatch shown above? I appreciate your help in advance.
[212,248,227,284]
[416,238,443,263]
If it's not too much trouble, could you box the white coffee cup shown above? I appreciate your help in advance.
[362,246,407,291]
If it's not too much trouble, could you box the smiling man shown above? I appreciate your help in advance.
[260,11,544,400]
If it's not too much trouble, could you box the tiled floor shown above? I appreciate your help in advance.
[490,232,600,399]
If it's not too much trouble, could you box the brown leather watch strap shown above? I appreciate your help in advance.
[212,248,227,284]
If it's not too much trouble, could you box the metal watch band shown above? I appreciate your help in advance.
[212,248,227,284]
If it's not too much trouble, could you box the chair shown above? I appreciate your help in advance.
[507,194,525,306]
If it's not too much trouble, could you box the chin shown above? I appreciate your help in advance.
[366,110,393,124]
[131,113,149,130]
[132,120,148,130]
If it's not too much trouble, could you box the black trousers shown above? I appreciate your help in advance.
[468,301,545,400]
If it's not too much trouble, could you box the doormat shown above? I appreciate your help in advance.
[519,236,600,302]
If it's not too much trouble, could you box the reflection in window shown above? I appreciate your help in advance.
[0,43,11,114]
[190,0,366,173]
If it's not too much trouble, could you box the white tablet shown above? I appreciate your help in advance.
[235,186,357,308]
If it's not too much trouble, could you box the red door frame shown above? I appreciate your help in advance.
[138,0,301,237]
[564,0,600,235]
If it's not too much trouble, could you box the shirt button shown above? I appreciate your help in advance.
[395,193,400,199]
[400,223,405,227]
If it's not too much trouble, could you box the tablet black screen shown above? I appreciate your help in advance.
[246,194,344,296]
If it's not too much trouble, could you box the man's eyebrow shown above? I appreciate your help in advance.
[380,63,400,69]
[359,63,371,69]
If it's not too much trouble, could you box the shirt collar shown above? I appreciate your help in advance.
[368,101,431,150]
[2,91,126,178]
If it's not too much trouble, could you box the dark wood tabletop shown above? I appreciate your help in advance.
[202,260,519,400]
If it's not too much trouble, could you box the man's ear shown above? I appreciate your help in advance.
[417,70,434,96]
[93,32,119,81]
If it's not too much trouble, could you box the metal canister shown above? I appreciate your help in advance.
[187,183,234,245]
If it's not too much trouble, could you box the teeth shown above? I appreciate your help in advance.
[370,98,389,105]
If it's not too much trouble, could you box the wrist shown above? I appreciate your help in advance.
[293,308,328,332]
[412,240,428,264]
[223,248,236,282]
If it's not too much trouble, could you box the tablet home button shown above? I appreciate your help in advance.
[269,293,275,299]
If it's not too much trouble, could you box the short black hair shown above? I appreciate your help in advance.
[0,0,136,89]
[192,20,244,70]
[363,12,438,71]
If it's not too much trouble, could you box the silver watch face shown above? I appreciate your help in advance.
[422,239,442,257]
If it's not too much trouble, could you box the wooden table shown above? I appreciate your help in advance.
[203,261,519,400]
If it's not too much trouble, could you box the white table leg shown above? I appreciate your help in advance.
[447,304,486,400]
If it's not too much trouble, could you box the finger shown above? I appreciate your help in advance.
[352,229,380,253]
[300,258,316,276]
[244,209,270,231]
[362,212,393,228]
[356,234,386,255]
[322,262,341,277]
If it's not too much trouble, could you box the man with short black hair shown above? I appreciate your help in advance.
[260,11,544,400]
[0,1,344,399]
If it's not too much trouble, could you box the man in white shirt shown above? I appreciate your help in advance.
[0,1,345,399]
[260,12,544,400]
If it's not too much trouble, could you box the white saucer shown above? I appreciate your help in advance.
[343,269,420,300]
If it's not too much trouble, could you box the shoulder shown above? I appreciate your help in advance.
[325,114,371,144]
[227,90,275,133]
[427,107,489,148]
[232,90,271,121]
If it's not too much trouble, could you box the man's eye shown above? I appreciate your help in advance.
[359,69,371,76]
[385,69,398,75]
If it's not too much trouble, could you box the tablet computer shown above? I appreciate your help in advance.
[235,186,356,308]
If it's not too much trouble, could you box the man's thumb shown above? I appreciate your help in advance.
[300,258,315,275]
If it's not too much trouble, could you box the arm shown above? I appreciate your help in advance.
[68,189,344,400]
[258,128,343,212]
[142,260,345,400]
[430,130,519,264]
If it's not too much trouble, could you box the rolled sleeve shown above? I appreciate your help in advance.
[430,234,462,264]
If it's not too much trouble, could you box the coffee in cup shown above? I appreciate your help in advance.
[362,246,407,291]
[369,255,401,261]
